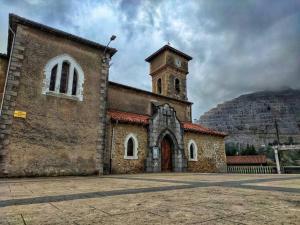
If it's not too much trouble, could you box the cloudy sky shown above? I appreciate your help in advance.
[0,0,299,119]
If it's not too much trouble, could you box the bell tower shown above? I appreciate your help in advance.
[145,45,192,101]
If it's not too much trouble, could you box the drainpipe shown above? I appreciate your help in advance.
[0,26,16,116]
[110,120,118,173]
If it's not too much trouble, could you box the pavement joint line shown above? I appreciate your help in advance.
[147,210,165,218]
[189,202,283,225]
[222,218,250,225]
[20,214,27,225]
[0,176,299,208]
[101,175,300,187]
[194,211,254,224]
[48,202,60,210]
[108,209,147,217]
[0,183,299,208]
[86,204,112,216]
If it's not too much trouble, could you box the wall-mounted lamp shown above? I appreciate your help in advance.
[102,35,116,63]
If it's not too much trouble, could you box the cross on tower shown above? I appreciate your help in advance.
[163,110,172,126]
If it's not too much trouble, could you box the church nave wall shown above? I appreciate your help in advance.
[184,132,227,173]
[1,23,109,177]
[110,123,148,174]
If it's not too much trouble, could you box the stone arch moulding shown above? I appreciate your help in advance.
[146,103,187,172]
[156,128,178,149]
[42,54,85,101]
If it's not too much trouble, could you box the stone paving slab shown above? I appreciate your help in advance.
[0,173,299,224]
[246,179,300,189]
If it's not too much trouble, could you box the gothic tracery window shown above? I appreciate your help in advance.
[60,61,70,93]
[49,64,57,91]
[72,69,78,96]
[43,54,84,101]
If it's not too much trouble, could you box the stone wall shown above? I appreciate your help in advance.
[108,82,192,122]
[149,51,165,75]
[110,123,148,174]
[184,132,227,172]
[146,103,187,172]
[0,24,109,177]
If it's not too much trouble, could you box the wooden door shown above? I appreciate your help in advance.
[161,137,172,172]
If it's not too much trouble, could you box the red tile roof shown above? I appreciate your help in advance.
[108,110,226,137]
[226,155,267,165]
[108,110,149,125]
[182,122,226,137]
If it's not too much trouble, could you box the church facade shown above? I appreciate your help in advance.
[0,14,226,177]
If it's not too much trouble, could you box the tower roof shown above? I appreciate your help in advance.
[145,45,192,62]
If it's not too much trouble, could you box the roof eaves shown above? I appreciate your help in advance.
[108,81,193,105]
[8,14,117,57]
[145,45,192,62]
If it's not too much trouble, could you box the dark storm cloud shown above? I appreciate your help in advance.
[0,0,299,118]
[183,0,300,117]
[1,0,75,24]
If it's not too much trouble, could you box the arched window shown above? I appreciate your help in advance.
[175,78,180,94]
[72,69,78,96]
[60,61,70,93]
[157,78,162,94]
[124,133,138,159]
[127,138,134,157]
[190,144,194,159]
[43,54,84,101]
[49,64,57,91]
[188,140,198,161]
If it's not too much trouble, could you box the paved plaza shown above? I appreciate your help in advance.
[0,173,299,225]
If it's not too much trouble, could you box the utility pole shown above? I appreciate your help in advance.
[274,118,280,145]
[268,105,282,174]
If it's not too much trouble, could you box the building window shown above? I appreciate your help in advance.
[127,138,134,156]
[157,78,162,94]
[72,69,78,96]
[49,64,57,91]
[124,133,138,159]
[60,61,70,93]
[43,54,84,101]
[188,140,198,161]
[175,78,180,94]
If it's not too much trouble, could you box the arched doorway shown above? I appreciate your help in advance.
[161,135,173,172]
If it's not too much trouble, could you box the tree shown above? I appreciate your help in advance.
[240,144,257,155]
[225,143,238,156]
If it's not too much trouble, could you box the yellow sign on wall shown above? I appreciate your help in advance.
[14,110,27,119]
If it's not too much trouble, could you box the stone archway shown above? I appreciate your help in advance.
[145,104,187,172]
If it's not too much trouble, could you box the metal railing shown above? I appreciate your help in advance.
[227,166,277,174]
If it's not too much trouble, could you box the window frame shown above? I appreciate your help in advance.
[124,133,139,160]
[175,78,180,94]
[42,54,84,101]
[188,139,198,161]
[157,78,162,94]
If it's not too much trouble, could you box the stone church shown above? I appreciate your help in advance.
[0,14,226,177]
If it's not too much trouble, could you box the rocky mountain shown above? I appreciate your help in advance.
[198,89,300,149]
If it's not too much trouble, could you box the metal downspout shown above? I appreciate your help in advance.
[0,26,16,116]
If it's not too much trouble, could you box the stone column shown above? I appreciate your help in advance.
[95,55,110,175]
[0,27,25,176]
